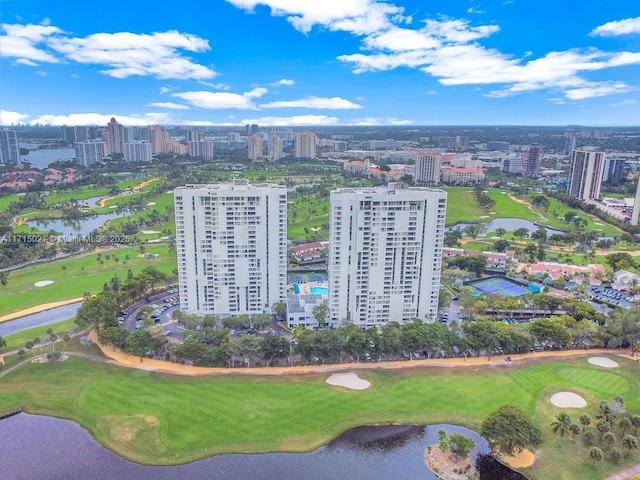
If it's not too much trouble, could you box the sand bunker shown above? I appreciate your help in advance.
[326,372,371,390]
[147,202,156,206]
[500,449,535,468]
[34,280,54,287]
[588,357,619,368]
[550,392,587,408]
[141,230,160,234]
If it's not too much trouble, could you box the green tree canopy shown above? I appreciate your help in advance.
[481,404,543,455]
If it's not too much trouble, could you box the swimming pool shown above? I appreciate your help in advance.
[310,287,329,295]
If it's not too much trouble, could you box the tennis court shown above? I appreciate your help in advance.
[467,277,531,297]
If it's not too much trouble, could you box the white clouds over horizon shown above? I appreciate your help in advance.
[592,17,640,37]
[172,87,268,110]
[260,96,362,109]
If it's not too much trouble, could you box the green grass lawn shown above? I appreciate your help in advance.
[0,354,639,479]
[0,244,177,316]
[443,187,488,224]
[0,318,77,354]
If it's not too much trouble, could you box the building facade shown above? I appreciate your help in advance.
[124,142,152,162]
[414,152,442,186]
[106,117,125,155]
[0,129,20,164]
[294,131,317,159]
[328,184,447,327]
[523,143,541,176]
[247,135,263,161]
[567,148,606,201]
[188,140,215,160]
[75,141,106,166]
[267,134,284,161]
[174,181,288,316]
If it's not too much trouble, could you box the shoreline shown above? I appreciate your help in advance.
[0,297,84,324]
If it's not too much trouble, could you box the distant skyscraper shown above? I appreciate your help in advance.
[567,147,606,201]
[61,126,76,144]
[328,184,447,327]
[188,140,215,160]
[106,118,125,155]
[247,135,263,161]
[267,134,284,161]
[186,130,204,142]
[603,157,625,185]
[174,181,288,316]
[523,143,542,177]
[148,125,169,154]
[75,141,106,167]
[333,140,347,152]
[564,135,577,155]
[294,131,316,159]
[124,142,152,162]
[245,124,258,136]
[414,152,442,186]
[0,129,20,164]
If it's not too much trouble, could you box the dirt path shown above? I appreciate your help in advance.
[97,177,159,207]
[91,338,633,376]
[0,297,84,324]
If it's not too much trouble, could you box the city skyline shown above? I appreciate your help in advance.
[1,1,640,127]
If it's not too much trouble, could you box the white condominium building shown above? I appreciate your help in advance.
[75,141,106,166]
[174,181,288,316]
[415,152,442,185]
[294,131,316,159]
[567,147,606,201]
[328,183,447,327]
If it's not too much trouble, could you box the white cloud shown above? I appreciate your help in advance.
[610,99,637,107]
[1,23,216,80]
[28,112,217,127]
[349,117,411,125]
[0,23,62,63]
[564,82,631,100]
[172,88,267,109]
[240,114,339,125]
[226,0,407,35]
[199,81,231,90]
[274,78,295,86]
[0,109,29,125]
[260,96,362,109]
[14,58,39,66]
[592,17,640,37]
[226,1,640,102]
[48,30,216,79]
[159,86,172,94]
[145,102,190,110]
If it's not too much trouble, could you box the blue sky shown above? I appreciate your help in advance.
[1,0,639,126]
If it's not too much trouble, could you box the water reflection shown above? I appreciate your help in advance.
[0,414,493,480]
[451,218,565,236]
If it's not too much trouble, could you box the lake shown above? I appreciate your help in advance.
[0,414,494,480]
[21,148,77,169]
[26,210,128,237]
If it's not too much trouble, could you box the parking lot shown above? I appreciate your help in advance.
[588,286,634,309]
[122,289,183,339]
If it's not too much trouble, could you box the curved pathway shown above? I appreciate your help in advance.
[608,464,640,480]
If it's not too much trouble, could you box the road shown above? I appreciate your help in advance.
[0,302,83,337]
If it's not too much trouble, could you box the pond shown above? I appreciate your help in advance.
[26,210,128,237]
[21,148,77,169]
[451,218,565,236]
[0,414,501,480]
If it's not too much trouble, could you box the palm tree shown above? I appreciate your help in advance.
[597,420,611,440]
[597,402,617,426]
[622,435,639,456]
[620,417,632,436]
[551,413,572,445]
[589,447,603,469]
[631,416,640,435]
[603,432,616,451]
[580,414,592,432]
[570,423,581,442]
